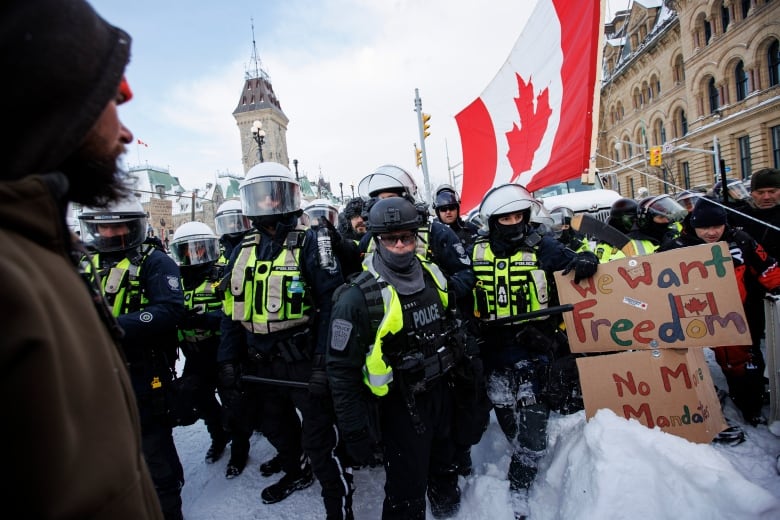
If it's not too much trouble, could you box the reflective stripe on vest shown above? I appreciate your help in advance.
[471,240,548,322]
[363,257,448,396]
[223,229,311,334]
[632,239,658,256]
[85,252,148,317]
[180,278,222,342]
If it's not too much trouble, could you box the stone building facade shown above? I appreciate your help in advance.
[597,0,780,198]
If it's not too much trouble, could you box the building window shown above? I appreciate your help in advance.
[769,39,780,87]
[708,77,720,113]
[721,3,730,33]
[735,61,749,100]
[660,123,667,144]
[680,110,688,136]
[682,162,691,189]
[738,135,752,179]
[771,125,780,168]
[704,19,712,45]
[740,0,750,20]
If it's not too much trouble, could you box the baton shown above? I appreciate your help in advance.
[478,303,574,328]
[240,374,309,389]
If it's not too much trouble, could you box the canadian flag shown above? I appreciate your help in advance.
[137,138,149,147]
[455,0,604,212]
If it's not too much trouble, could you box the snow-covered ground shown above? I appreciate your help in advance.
[174,349,780,519]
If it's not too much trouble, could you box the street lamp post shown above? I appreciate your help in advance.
[251,120,266,163]
[293,159,299,181]
[339,182,344,204]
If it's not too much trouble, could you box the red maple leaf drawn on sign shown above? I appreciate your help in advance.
[505,74,552,182]
[684,297,709,315]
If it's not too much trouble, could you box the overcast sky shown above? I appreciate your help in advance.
[92,0,630,201]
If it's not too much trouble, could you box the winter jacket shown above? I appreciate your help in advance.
[0,173,163,519]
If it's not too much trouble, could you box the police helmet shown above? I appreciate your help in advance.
[366,197,421,235]
[433,184,460,209]
[303,198,339,227]
[607,197,638,233]
[478,183,541,225]
[239,162,301,217]
[79,195,147,252]
[549,206,574,237]
[709,179,750,202]
[169,221,221,267]
[358,164,418,199]
[674,190,705,212]
[214,199,251,237]
[637,194,686,227]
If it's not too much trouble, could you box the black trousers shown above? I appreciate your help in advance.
[380,378,458,520]
[181,341,225,443]
[252,356,352,517]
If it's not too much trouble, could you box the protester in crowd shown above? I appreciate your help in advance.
[218,162,353,517]
[659,198,780,426]
[339,196,368,242]
[80,196,186,519]
[0,1,164,516]
[327,196,477,519]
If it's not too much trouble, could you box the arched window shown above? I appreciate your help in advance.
[679,110,688,137]
[740,0,750,20]
[704,19,712,45]
[674,55,685,83]
[770,39,780,87]
[721,3,730,33]
[735,61,748,101]
[708,77,720,113]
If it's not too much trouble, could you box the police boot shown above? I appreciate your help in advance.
[508,451,538,491]
[324,472,354,520]
[259,452,283,477]
[454,445,473,477]
[225,435,250,479]
[428,463,461,518]
[205,429,229,464]
[260,461,314,504]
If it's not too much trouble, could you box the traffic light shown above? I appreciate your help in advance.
[415,146,422,167]
[649,146,662,166]
[422,113,431,139]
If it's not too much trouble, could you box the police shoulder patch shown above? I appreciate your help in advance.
[329,319,353,352]
[166,275,182,290]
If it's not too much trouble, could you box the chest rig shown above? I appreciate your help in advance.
[471,239,549,323]
[180,266,223,343]
[223,228,312,334]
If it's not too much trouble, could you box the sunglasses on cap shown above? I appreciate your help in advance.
[377,232,417,247]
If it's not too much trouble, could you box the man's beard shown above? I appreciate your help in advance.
[59,145,130,207]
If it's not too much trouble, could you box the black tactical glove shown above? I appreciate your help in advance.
[562,252,599,283]
[217,361,240,390]
[308,355,329,396]
[343,428,373,467]
[181,307,207,330]
[216,362,243,431]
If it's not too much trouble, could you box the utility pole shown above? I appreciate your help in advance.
[414,88,432,203]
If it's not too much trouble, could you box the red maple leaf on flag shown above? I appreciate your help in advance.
[684,297,709,315]
[505,74,552,182]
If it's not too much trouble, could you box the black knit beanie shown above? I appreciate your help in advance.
[0,0,132,180]
[690,199,727,228]
[751,168,780,191]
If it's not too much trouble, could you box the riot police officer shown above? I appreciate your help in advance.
[169,222,230,463]
[628,194,686,254]
[327,196,469,519]
[432,183,478,248]
[357,164,475,300]
[214,198,251,262]
[218,162,352,516]
[470,184,598,501]
[79,195,186,520]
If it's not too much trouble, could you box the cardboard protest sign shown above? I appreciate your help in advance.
[555,242,751,353]
[577,348,727,443]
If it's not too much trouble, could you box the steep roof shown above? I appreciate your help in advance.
[233,75,287,119]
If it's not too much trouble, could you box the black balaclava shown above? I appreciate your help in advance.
[1,0,132,181]
[489,212,530,256]
[250,213,299,236]
[372,239,423,295]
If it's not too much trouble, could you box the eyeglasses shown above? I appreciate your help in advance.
[438,205,458,212]
[378,232,417,246]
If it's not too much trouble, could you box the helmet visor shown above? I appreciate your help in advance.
[646,196,687,223]
[170,237,221,266]
[241,180,301,217]
[304,206,339,227]
[80,217,147,252]
[214,212,250,236]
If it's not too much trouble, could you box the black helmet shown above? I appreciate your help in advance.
[709,179,749,202]
[636,194,686,228]
[607,197,638,233]
[433,184,460,209]
[366,197,421,235]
